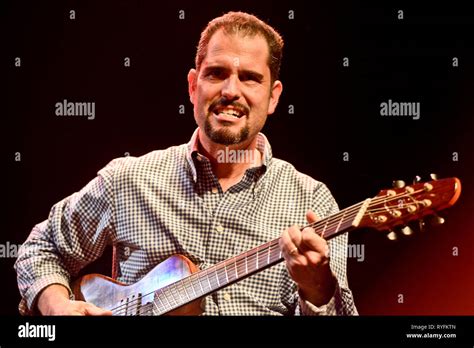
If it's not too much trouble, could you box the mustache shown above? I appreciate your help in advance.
[208,98,250,116]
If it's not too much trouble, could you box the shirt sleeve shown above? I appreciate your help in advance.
[14,158,122,315]
[294,182,359,316]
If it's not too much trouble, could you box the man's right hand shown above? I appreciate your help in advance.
[37,284,112,316]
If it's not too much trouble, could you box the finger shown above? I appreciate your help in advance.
[287,225,303,249]
[306,210,320,224]
[280,227,301,257]
[300,229,330,258]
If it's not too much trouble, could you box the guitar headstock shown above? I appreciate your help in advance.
[358,176,461,239]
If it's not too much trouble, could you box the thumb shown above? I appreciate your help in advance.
[85,303,113,316]
[306,210,319,224]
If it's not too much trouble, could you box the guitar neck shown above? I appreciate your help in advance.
[151,199,370,315]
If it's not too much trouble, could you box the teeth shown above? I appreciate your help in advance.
[216,108,242,117]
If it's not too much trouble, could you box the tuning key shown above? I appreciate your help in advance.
[430,173,439,181]
[427,214,445,226]
[387,230,398,241]
[413,175,422,184]
[393,180,405,189]
[401,226,414,236]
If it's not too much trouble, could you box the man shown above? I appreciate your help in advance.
[15,11,358,315]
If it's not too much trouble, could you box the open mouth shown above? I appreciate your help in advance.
[212,106,246,119]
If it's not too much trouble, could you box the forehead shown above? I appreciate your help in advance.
[203,30,270,71]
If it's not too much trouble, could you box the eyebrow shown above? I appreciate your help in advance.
[203,65,264,81]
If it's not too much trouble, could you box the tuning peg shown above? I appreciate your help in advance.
[401,226,414,236]
[393,180,405,188]
[433,215,445,225]
[387,230,398,241]
[429,173,439,180]
[427,214,445,226]
[413,175,422,184]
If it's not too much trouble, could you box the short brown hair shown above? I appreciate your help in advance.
[195,11,284,84]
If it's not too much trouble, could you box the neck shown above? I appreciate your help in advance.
[197,130,263,180]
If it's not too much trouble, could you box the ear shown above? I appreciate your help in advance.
[187,68,198,104]
[267,80,283,115]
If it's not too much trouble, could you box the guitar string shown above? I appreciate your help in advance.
[111,186,434,315]
[110,201,365,315]
[110,186,437,315]
[111,186,435,315]
[125,185,446,315]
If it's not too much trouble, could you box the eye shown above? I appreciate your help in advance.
[239,72,262,84]
[205,68,226,80]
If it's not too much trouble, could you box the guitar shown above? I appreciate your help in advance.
[71,177,461,315]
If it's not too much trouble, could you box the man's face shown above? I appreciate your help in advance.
[188,29,282,147]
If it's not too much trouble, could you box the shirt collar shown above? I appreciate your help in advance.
[185,128,272,183]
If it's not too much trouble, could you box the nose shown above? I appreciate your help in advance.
[221,75,241,101]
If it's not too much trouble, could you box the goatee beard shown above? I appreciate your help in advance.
[203,116,250,145]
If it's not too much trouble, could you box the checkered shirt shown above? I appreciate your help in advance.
[15,128,358,316]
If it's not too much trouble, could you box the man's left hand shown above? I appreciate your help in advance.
[280,210,337,307]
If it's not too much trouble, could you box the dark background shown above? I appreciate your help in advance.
[2,0,473,316]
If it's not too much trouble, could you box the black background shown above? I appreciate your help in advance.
[2,0,474,319]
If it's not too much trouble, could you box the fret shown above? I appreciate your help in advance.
[216,265,227,286]
[198,271,211,294]
[176,281,188,304]
[157,288,172,312]
[198,273,206,294]
[206,269,213,291]
[268,241,279,263]
[215,267,221,287]
[224,263,229,283]
[321,218,329,236]
[233,258,239,280]
[225,259,237,283]
[334,210,346,234]
[167,286,180,308]
[210,269,220,290]
[235,256,245,278]
[256,247,259,269]
[171,282,183,306]
[160,288,172,309]
[249,248,257,272]
[267,244,271,264]
[245,251,249,275]
[225,261,233,283]
[190,275,199,297]
[258,244,268,268]
[155,290,167,313]
[181,279,191,300]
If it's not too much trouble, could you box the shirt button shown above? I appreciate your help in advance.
[223,293,231,301]
[216,224,224,233]
[211,186,218,194]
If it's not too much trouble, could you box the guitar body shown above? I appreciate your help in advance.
[71,255,202,315]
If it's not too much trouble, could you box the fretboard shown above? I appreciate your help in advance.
[150,199,370,315]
